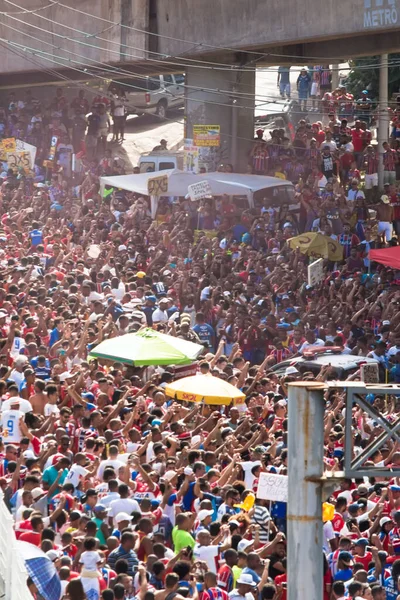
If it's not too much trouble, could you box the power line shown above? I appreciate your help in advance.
[1,15,398,113]
[0,17,331,110]
[0,0,271,73]
[4,0,391,74]
[32,0,365,64]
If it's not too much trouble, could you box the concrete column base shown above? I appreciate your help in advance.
[185,66,255,172]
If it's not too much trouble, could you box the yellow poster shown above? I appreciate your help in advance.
[7,151,31,173]
[147,174,168,195]
[2,138,16,153]
[193,125,220,147]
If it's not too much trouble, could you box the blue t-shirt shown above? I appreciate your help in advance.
[29,229,43,246]
[49,328,61,347]
[181,481,196,511]
[193,323,215,350]
[333,568,353,582]
[241,567,261,584]
[384,576,399,600]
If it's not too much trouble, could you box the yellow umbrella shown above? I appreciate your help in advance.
[287,232,343,262]
[165,374,246,405]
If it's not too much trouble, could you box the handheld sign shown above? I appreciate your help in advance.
[256,473,288,502]
[188,180,213,202]
[148,174,168,195]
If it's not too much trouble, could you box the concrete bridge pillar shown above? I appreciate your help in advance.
[184,66,255,172]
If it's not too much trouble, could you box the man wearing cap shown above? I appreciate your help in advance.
[334,551,354,582]
[152,298,169,324]
[228,573,257,600]
[376,194,394,244]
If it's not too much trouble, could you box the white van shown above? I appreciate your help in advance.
[138,152,184,173]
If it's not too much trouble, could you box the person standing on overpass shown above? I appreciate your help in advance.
[277,66,291,99]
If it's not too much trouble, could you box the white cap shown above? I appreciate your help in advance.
[237,539,255,552]
[118,244,127,251]
[380,516,393,527]
[31,487,45,500]
[23,450,37,460]
[163,470,177,482]
[198,509,214,521]
[236,573,256,586]
[184,466,193,476]
[285,366,299,376]
[46,549,62,562]
[59,371,74,382]
[115,512,132,524]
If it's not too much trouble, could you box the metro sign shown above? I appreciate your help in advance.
[364,0,398,27]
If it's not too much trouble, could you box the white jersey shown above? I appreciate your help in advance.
[1,409,23,443]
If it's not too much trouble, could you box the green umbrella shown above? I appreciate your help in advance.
[89,328,204,366]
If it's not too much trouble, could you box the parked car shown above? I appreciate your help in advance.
[271,349,379,380]
[254,99,301,140]
[109,73,185,119]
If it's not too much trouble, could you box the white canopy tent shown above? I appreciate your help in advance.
[100,169,293,218]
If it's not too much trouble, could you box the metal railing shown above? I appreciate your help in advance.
[0,490,31,600]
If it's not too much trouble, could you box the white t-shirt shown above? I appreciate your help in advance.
[240,461,261,489]
[2,398,32,414]
[1,409,23,443]
[323,520,336,553]
[65,464,89,488]
[152,308,168,323]
[44,403,60,417]
[193,544,220,573]
[97,459,125,480]
[108,498,141,524]
[80,550,101,572]
[9,369,25,388]
[299,339,325,352]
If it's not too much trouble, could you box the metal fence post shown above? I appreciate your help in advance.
[287,382,326,600]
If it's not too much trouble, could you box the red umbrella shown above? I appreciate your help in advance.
[369,246,400,269]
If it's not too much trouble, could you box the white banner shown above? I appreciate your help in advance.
[188,180,213,201]
[257,472,288,502]
[307,258,324,287]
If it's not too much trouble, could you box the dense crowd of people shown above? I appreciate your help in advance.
[0,78,400,600]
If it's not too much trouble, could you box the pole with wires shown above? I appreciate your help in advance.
[378,54,389,191]
[287,382,325,600]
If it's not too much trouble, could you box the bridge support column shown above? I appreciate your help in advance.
[184,66,255,172]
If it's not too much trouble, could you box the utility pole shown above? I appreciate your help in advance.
[287,382,325,600]
[331,64,339,90]
[378,54,389,190]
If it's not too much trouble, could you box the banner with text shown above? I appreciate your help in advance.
[257,473,288,502]
[193,125,220,147]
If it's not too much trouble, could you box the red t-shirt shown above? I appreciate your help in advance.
[351,129,364,152]
[275,574,287,600]
[19,531,41,546]
[353,551,372,570]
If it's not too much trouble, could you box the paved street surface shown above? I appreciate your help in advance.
[116,67,290,170]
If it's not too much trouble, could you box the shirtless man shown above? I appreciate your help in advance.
[28,379,47,415]
[376,195,394,244]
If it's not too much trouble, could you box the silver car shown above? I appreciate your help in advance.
[110,73,185,119]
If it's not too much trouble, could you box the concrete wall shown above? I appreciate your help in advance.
[0,0,149,74]
[154,0,400,57]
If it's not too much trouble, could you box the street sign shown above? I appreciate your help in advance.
[148,174,168,195]
[257,472,288,502]
[187,180,213,201]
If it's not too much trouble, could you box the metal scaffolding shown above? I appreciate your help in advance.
[287,381,400,600]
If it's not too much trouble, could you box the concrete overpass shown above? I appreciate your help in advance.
[0,0,398,170]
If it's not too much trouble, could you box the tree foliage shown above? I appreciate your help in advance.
[346,55,400,102]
